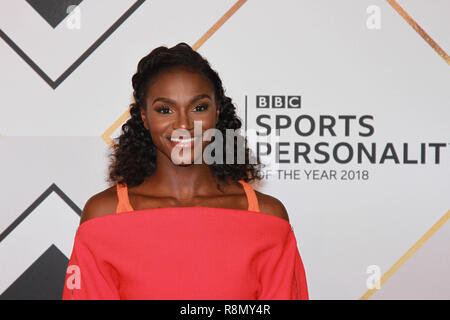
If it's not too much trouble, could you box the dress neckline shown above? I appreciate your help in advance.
[115,179,260,214]
[77,205,291,233]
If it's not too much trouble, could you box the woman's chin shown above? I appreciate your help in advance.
[171,156,195,166]
[175,161,194,167]
[169,147,204,166]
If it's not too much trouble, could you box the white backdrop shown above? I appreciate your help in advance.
[0,0,449,299]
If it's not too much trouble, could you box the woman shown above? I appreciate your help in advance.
[62,43,309,300]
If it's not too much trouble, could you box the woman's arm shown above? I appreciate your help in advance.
[62,230,120,300]
[257,227,309,300]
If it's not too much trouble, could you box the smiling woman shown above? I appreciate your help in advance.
[62,43,309,300]
[109,43,262,186]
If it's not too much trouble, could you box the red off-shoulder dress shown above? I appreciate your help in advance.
[62,180,309,300]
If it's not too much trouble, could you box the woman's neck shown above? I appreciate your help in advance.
[138,154,226,200]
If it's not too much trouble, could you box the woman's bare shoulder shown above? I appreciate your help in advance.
[79,186,118,225]
[254,190,290,222]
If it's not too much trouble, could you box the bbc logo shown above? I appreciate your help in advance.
[256,96,301,108]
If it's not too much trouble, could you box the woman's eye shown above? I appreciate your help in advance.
[194,104,208,112]
[156,106,172,114]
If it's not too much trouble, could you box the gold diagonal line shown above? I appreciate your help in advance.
[387,0,450,65]
[360,209,450,300]
[192,0,247,51]
[103,0,247,146]
[101,106,131,148]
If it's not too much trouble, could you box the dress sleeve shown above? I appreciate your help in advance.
[62,229,120,300]
[257,227,309,300]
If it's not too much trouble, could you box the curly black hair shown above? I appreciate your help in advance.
[107,42,264,188]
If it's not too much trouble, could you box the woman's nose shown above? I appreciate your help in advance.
[173,110,193,130]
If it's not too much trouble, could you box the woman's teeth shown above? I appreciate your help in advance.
[170,137,197,142]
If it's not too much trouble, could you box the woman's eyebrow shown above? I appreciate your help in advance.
[152,94,211,105]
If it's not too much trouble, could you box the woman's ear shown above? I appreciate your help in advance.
[215,103,220,125]
[140,107,149,130]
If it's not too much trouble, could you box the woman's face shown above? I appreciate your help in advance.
[141,68,220,166]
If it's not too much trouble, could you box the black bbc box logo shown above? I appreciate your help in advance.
[256,95,301,108]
